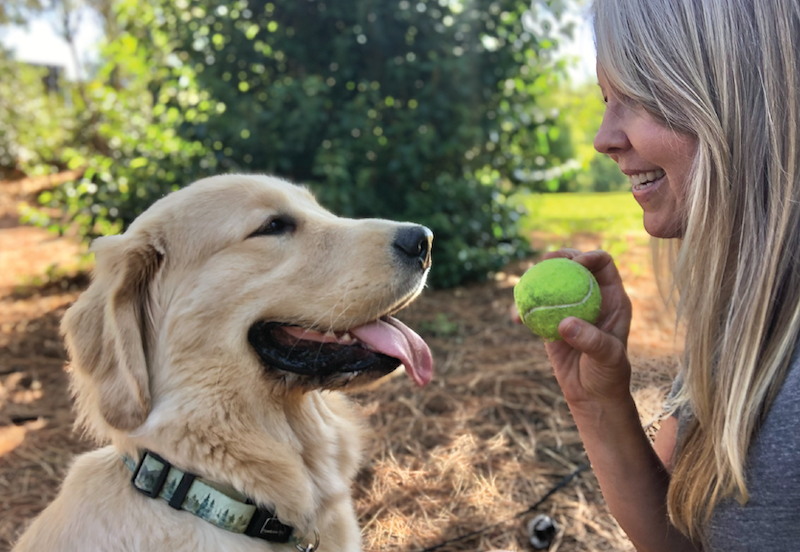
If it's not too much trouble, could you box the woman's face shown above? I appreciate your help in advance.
[594,63,698,239]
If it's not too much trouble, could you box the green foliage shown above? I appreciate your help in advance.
[145,0,572,286]
[538,81,629,192]
[19,0,580,287]
[585,152,628,192]
[418,312,460,338]
[22,2,218,238]
[0,46,78,179]
[0,0,45,24]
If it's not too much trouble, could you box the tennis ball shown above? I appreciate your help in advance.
[513,258,602,341]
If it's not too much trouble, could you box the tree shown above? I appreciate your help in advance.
[144,0,572,286]
[217,508,230,525]
[195,495,212,517]
[537,80,628,192]
[0,0,45,24]
[163,476,179,499]
[0,45,79,180]
[24,0,579,287]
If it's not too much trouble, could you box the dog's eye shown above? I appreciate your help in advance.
[249,216,296,238]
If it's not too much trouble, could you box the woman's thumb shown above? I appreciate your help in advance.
[558,317,624,365]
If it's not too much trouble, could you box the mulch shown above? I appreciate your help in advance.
[0,175,682,551]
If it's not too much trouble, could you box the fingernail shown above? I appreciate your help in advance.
[561,319,580,339]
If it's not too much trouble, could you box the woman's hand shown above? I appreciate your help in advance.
[515,251,699,552]
[540,249,633,408]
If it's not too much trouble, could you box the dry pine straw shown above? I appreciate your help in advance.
[349,267,679,552]
[0,255,681,552]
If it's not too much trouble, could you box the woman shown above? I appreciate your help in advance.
[539,0,800,550]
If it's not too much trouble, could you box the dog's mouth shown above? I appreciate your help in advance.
[247,317,433,388]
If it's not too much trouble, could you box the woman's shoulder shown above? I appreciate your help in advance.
[667,347,800,426]
[706,356,800,549]
[755,347,800,444]
[664,350,800,550]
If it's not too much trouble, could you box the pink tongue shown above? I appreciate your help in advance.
[351,317,433,386]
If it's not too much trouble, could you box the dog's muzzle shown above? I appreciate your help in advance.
[247,316,433,389]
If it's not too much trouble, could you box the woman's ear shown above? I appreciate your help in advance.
[62,233,165,432]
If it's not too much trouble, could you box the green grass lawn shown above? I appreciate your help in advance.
[513,190,643,234]
[511,190,648,257]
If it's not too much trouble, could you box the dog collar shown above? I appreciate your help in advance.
[122,451,319,550]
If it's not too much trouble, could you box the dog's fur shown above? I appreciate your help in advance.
[13,175,432,552]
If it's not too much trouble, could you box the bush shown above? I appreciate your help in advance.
[26,0,575,287]
[162,0,571,286]
[0,47,78,179]
[536,80,629,193]
[21,9,219,238]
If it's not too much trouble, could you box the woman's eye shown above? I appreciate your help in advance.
[249,216,296,237]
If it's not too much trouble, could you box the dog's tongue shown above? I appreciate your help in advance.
[351,317,433,386]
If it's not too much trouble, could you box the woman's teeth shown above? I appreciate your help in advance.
[630,169,666,189]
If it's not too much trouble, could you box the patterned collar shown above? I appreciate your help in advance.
[122,450,319,551]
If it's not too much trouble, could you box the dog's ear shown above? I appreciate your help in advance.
[63,233,165,432]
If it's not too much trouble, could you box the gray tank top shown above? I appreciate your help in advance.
[667,350,800,551]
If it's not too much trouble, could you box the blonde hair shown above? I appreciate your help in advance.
[593,0,800,540]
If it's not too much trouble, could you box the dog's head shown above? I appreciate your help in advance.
[62,174,433,437]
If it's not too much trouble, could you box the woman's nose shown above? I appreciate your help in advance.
[594,109,631,156]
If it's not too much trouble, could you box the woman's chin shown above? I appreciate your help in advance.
[642,214,685,239]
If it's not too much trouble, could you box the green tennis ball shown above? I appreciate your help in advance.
[513,258,602,341]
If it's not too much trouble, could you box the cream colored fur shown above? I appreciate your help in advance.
[13,174,429,552]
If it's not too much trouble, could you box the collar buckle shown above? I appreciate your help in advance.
[244,507,295,543]
[130,450,171,498]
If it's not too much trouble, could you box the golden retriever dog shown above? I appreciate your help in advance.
[13,174,433,552]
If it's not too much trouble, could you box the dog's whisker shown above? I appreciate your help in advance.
[327,283,355,331]
[311,283,355,364]
[213,362,224,403]
[282,292,349,362]
[306,281,363,366]
[287,299,344,352]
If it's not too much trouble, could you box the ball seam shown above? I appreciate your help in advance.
[522,271,596,319]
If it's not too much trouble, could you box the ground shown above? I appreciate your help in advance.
[0,176,683,552]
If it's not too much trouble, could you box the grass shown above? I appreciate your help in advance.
[513,191,643,234]
[511,190,649,257]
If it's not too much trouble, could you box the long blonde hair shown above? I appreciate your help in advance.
[593,0,800,540]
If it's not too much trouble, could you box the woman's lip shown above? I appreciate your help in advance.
[631,173,666,202]
[622,169,662,176]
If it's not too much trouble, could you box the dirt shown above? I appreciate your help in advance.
[0,176,682,551]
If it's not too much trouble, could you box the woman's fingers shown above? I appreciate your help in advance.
[525,249,634,405]
[552,317,632,404]
[559,317,627,367]
[542,249,583,261]
[543,250,626,296]
[515,249,631,345]
[572,250,624,288]
[550,250,632,341]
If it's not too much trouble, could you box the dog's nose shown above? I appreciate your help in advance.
[394,225,433,271]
